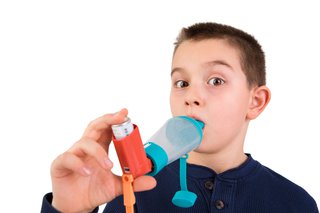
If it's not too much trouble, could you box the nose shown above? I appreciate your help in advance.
[185,100,200,106]
[184,86,204,107]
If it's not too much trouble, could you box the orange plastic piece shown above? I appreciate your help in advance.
[112,124,152,178]
[122,174,135,213]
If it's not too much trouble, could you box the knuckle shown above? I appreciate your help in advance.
[87,119,97,129]
[70,138,104,156]
[58,152,71,162]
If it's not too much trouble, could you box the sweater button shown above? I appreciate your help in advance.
[214,200,225,210]
[204,180,214,190]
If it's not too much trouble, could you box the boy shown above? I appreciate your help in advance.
[41,22,318,212]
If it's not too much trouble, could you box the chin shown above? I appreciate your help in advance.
[193,142,211,153]
[192,137,220,154]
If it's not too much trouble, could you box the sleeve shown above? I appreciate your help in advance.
[40,193,99,213]
[311,198,319,213]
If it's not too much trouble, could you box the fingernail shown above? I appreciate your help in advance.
[82,167,91,176]
[112,111,120,117]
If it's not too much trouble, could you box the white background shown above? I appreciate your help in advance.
[0,1,319,212]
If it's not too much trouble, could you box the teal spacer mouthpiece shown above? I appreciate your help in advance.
[178,116,204,141]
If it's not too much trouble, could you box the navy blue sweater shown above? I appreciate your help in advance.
[42,155,318,212]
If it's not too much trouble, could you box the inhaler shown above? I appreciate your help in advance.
[112,116,204,209]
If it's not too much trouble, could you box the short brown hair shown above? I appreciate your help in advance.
[174,22,266,87]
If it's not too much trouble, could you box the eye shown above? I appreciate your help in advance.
[174,80,189,88]
[208,77,225,86]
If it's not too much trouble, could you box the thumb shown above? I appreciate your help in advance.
[133,176,157,192]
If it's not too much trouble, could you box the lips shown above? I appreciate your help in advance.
[186,114,205,124]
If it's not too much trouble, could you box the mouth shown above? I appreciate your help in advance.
[186,114,205,125]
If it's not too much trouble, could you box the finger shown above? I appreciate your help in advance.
[133,176,157,192]
[85,108,128,134]
[69,139,114,170]
[82,108,128,141]
[51,152,92,178]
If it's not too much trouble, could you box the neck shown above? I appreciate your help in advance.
[187,148,248,174]
[187,121,250,173]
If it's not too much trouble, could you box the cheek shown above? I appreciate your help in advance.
[169,91,179,115]
[209,89,249,129]
[170,91,186,116]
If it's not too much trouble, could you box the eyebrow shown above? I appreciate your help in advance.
[205,60,234,71]
[171,67,185,76]
[171,59,234,76]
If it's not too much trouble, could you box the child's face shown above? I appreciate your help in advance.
[170,39,253,153]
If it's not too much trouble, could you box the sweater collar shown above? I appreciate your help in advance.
[217,154,260,180]
[170,154,260,180]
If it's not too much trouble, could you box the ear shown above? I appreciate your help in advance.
[246,86,271,120]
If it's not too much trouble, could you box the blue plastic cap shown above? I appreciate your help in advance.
[172,190,197,208]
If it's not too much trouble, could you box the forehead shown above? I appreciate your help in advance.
[172,39,242,72]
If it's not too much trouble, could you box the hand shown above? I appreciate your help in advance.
[50,109,156,213]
